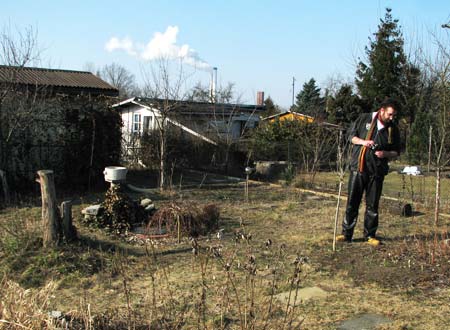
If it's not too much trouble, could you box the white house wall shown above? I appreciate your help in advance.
[121,104,159,138]
[119,102,260,143]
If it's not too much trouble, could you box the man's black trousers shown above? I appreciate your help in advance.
[342,171,384,239]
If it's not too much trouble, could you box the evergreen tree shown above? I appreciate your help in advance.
[260,96,280,118]
[328,84,363,124]
[294,78,323,117]
[356,8,407,112]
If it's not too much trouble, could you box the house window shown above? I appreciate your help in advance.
[133,113,141,132]
[143,116,153,132]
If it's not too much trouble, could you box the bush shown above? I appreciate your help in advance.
[140,128,218,171]
[81,185,146,234]
[147,202,219,238]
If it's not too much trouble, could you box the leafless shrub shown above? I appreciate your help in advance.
[147,202,219,238]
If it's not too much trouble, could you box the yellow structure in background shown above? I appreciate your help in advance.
[264,111,315,123]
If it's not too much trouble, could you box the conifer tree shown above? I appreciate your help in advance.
[294,78,323,117]
[327,84,363,124]
[261,96,280,118]
[356,8,407,112]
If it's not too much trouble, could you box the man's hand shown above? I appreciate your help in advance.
[375,150,398,159]
[352,137,375,148]
[362,140,375,148]
[375,151,386,158]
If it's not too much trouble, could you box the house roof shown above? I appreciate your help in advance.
[0,65,119,96]
[262,110,315,122]
[113,97,265,115]
[262,110,341,129]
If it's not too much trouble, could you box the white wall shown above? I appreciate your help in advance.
[121,105,159,136]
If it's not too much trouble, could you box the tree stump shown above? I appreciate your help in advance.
[37,170,62,247]
[61,200,77,241]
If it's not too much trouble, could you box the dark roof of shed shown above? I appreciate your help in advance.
[0,65,119,96]
[114,97,265,115]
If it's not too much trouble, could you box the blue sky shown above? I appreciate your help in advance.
[2,1,449,108]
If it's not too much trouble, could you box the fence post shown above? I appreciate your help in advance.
[0,169,10,206]
[37,170,62,247]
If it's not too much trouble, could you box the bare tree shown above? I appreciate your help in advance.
[82,61,100,76]
[98,62,137,98]
[140,57,191,190]
[0,24,41,67]
[0,24,43,199]
[426,33,450,226]
[188,81,260,172]
[283,121,338,185]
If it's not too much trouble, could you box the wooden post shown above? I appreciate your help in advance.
[0,169,10,206]
[428,125,432,173]
[61,200,77,241]
[333,180,343,252]
[245,174,249,203]
[37,170,61,247]
[177,215,181,244]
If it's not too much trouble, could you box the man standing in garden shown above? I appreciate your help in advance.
[337,98,401,246]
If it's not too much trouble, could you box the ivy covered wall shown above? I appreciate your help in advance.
[0,93,122,191]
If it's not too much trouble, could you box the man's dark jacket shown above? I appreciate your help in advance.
[348,112,401,177]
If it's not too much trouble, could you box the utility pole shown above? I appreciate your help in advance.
[292,77,296,108]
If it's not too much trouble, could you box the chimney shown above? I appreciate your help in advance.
[210,67,218,103]
[256,91,264,106]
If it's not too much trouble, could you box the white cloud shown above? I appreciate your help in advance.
[105,37,137,56]
[105,26,211,71]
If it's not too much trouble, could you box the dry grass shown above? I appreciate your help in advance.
[0,179,450,329]
[0,279,56,329]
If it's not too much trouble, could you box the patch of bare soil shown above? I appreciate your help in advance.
[315,235,450,292]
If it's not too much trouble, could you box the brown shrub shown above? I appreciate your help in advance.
[147,202,219,238]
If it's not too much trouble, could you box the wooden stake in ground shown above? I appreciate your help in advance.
[0,169,10,205]
[61,200,77,241]
[333,129,346,252]
[333,180,344,252]
[37,170,62,247]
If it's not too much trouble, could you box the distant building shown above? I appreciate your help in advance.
[0,65,118,97]
[0,65,120,187]
[113,97,265,161]
[262,110,314,123]
[262,110,340,129]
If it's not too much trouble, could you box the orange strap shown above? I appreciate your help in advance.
[357,113,378,173]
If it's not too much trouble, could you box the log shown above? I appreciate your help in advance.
[0,169,10,205]
[61,200,77,241]
[37,170,62,247]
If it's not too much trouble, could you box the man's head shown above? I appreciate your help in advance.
[378,98,398,124]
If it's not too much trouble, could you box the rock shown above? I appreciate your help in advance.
[140,198,153,207]
[336,313,392,330]
[81,204,103,216]
[49,310,63,318]
[274,286,328,306]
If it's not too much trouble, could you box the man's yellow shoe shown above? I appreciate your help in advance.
[336,235,352,243]
[367,237,381,246]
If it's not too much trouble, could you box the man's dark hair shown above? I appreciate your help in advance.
[379,97,400,112]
